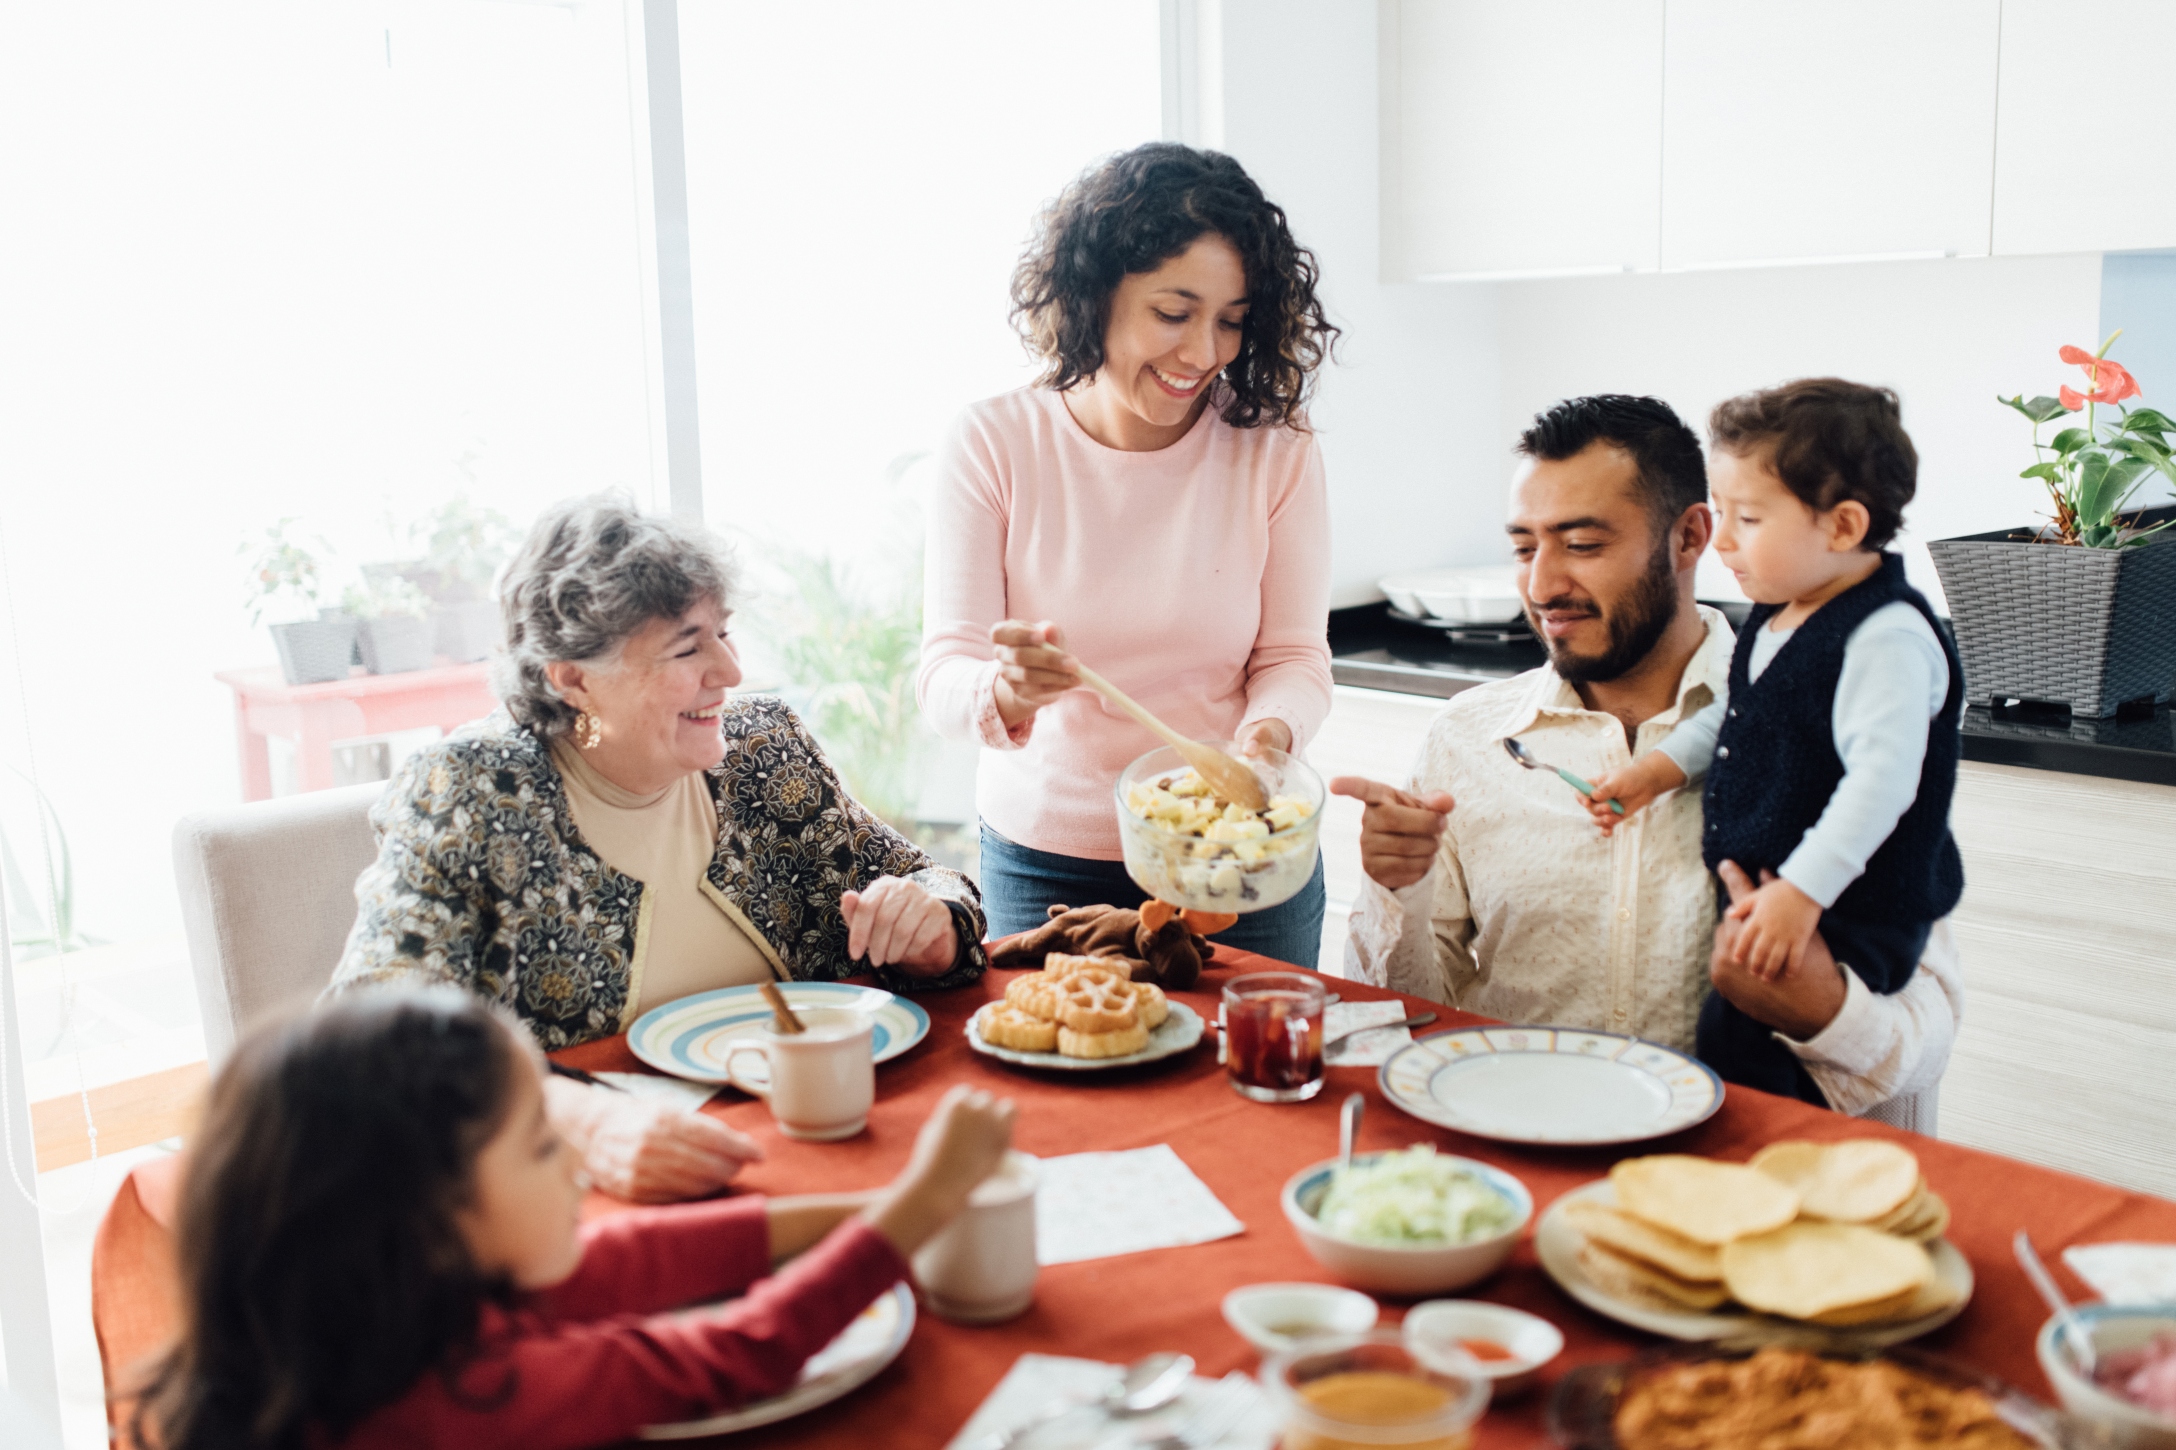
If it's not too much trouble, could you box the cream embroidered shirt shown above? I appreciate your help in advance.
[1342,606,1959,1116]
[551,740,776,1013]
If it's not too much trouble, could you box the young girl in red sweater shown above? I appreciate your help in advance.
[133,988,1015,1450]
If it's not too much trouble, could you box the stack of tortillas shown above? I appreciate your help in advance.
[1566,1141,1959,1327]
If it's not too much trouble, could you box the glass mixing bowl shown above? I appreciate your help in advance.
[1113,742,1325,914]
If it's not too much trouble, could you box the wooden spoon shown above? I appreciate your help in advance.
[1074,663,1268,811]
[759,982,806,1035]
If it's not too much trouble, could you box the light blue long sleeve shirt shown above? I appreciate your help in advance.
[1657,601,1950,909]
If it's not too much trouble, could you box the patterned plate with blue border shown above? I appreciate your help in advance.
[1377,1025,1723,1146]
[628,982,930,1087]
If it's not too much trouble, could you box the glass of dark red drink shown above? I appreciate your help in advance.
[1221,971,1327,1103]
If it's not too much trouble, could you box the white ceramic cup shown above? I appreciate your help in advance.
[911,1150,1041,1324]
[721,1008,875,1141]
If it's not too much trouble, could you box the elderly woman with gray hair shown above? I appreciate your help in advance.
[332,497,986,1201]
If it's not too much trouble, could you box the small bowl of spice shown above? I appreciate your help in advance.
[1262,1329,1490,1450]
[1402,1299,1563,1398]
[1222,1282,1381,1355]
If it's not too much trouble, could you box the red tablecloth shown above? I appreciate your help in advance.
[95,952,2176,1447]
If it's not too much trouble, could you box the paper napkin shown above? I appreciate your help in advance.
[2065,1242,2176,1305]
[1323,1000,1420,1067]
[944,1354,1274,1450]
[1034,1145,1245,1266]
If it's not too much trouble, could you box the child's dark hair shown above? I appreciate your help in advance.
[1009,141,1339,430]
[133,988,529,1450]
[1709,379,1918,550]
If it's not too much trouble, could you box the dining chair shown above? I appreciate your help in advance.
[171,781,384,1067]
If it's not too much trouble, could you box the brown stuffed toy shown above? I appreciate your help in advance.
[986,902,1236,990]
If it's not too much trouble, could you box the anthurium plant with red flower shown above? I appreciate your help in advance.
[2000,330,2176,548]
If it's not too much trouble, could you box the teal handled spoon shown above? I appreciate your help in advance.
[1503,736,1624,814]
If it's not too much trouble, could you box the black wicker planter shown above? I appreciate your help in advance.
[1928,505,2176,718]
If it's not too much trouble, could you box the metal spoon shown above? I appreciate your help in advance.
[979,1351,1195,1449]
[1323,1013,1436,1053]
[2015,1230,2096,1376]
[1339,1092,1365,1175]
[1503,736,1624,814]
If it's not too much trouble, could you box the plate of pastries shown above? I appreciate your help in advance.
[1535,1139,1972,1349]
[969,954,1204,1071]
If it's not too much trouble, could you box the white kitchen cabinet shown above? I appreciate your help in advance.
[1382,0,1663,281]
[1659,0,1999,270]
[1944,762,2176,1197]
[1993,1,2176,256]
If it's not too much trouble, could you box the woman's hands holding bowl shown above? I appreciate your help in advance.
[990,620,1080,729]
[842,877,958,976]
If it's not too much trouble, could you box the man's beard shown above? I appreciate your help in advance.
[1528,540,1681,685]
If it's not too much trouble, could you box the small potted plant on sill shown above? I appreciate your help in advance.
[1929,333,2176,718]
[243,520,356,685]
[342,575,436,675]
[413,498,520,663]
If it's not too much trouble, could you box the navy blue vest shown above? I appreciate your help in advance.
[1702,553,1965,935]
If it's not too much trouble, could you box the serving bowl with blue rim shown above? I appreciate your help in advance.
[2037,1304,2176,1448]
[1281,1151,1532,1296]
[628,982,929,1087]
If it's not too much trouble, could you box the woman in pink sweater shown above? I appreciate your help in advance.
[919,143,1338,966]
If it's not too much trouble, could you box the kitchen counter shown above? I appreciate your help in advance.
[1327,602,2176,787]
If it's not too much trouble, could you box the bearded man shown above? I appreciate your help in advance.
[1334,395,1959,1128]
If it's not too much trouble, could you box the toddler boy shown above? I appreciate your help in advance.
[1584,379,1965,1104]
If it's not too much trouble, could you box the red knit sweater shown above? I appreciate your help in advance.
[337,1197,906,1449]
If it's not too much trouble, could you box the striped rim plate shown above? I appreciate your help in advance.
[627,982,930,1086]
[1377,1025,1723,1146]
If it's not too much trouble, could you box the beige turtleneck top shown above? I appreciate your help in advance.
[551,741,776,1014]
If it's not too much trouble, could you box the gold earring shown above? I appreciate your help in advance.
[574,710,603,750]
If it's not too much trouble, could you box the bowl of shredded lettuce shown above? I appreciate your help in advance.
[1282,1146,1531,1294]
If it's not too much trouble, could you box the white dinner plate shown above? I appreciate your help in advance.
[1376,1026,1723,1146]
[964,1000,1205,1072]
[639,1281,914,1438]
[1534,1179,1974,1350]
[627,982,930,1087]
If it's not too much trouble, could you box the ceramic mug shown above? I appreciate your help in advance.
[722,1008,875,1141]
[912,1150,1041,1324]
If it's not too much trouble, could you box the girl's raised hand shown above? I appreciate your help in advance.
[865,1085,1017,1255]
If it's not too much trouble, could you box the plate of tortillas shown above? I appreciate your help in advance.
[1534,1139,1972,1348]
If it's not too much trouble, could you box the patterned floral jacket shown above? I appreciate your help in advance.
[330,698,986,1048]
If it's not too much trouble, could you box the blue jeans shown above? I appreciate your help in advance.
[978,823,1327,970]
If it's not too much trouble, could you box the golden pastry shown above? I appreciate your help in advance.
[1003,973,1059,1019]
[1058,1020,1151,1059]
[1055,967,1137,1035]
[1129,981,1169,1031]
[979,1003,1060,1053]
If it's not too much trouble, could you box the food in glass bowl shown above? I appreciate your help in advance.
[1115,743,1324,913]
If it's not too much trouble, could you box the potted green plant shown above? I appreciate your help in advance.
[243,520,356,685]
[414,499,521,662]
[342,576,436,675]
[1929,333,2176,717]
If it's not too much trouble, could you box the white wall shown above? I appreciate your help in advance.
[1213,0,1507,608]
[1493,256,2105,606]
[1213,11,2119,612]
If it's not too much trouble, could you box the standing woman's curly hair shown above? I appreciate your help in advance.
[132,990,530,1450]
[1010,142,1338,429]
